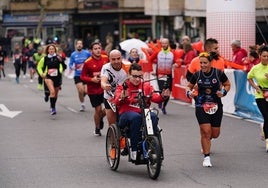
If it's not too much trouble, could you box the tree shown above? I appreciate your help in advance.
[36,0,52,39]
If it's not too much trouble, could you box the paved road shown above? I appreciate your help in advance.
[0,61,267,188]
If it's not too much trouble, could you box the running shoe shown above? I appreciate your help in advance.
[30,79,33,83]
[203,156,212,167]
[130,150,137,161]
[158,102,162,109]
[110,147,116,160]
[121,147,128,156]
[99,117,104,130]
[161,107,167,115]
[94,128,101,136]
[50,108,56,115]
[37,84,43,90]
[80,104,85,112]
[15,77,19,84]
[44,95,49,102]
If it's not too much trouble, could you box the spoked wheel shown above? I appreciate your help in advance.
[145,136,162,179]
[106,124,121,171]
[157,128,164,160]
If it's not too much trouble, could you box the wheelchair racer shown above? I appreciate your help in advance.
[113,63,170,161]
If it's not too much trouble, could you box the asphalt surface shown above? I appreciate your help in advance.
[0,61,267,188]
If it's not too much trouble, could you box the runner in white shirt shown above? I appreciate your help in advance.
[101,49,128,126]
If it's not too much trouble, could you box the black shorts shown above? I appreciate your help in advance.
[157,74,172,91]
[195,106,223,127]
[46,76,62,88]
[74,76,86,85]
[88,93,104,107]
[28,61,36,69]
[104,98,112,109]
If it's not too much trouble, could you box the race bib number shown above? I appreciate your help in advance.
[75,64,83,71]
[202,102,218,114]
[48,69,58,76]
[14,54,20,59]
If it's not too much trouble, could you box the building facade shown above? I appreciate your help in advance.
[0,0,267,52]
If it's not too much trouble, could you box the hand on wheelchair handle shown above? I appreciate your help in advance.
[122,82,128,90]
[120,90,129,100]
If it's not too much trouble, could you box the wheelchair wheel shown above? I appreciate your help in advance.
[145,136,162,180]
[157,128,164,160]
[106,124,121,171]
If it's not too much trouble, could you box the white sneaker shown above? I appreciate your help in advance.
[30,79,33,83]
[130,150,137,161]
[203,156,212,167]
[80,104,85,112]
[260,123,265,141]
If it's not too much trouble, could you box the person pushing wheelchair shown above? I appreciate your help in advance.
[113,63,170,161]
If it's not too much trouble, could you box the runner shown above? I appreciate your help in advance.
[247,45,268,152]
[33,46,45,90]
[69,40,91,111]
[12,43,23,84]
[0,45,7,79]
[81,42,109,136]
[186,52,231,167]
[101,49,128,126]
[37,44,66,115]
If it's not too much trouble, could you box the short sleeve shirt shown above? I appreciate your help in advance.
[101,63,128,99]
[247,63,268,99]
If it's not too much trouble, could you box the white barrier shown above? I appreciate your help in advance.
[222,69,236,114]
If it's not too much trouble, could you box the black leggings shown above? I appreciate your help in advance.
[256,98,268,139]
[14,62,22,78]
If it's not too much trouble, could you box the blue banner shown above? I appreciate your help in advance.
[233,70,263,122]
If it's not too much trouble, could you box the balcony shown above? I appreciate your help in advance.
[10,0,77,12]
[145,0,184,16]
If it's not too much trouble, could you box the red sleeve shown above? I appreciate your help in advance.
[143,83,164,104]
[113,84,132,106]
[80,62,92,83]
[184,50,197,65]
[149,49,160,64]
[113,85,123,105]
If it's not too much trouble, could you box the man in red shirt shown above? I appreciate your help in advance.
[231,39,248,66]
[113,63,170,160]
[81,42,109,136]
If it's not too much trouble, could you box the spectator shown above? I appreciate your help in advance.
[231,40,248,66]
[243,50,260,72]
[186,38,225,81]
[182,42,197,67]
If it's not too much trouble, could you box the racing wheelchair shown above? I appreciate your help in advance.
[105,81,164,180]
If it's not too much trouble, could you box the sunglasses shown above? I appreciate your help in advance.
[131,74,143,79]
